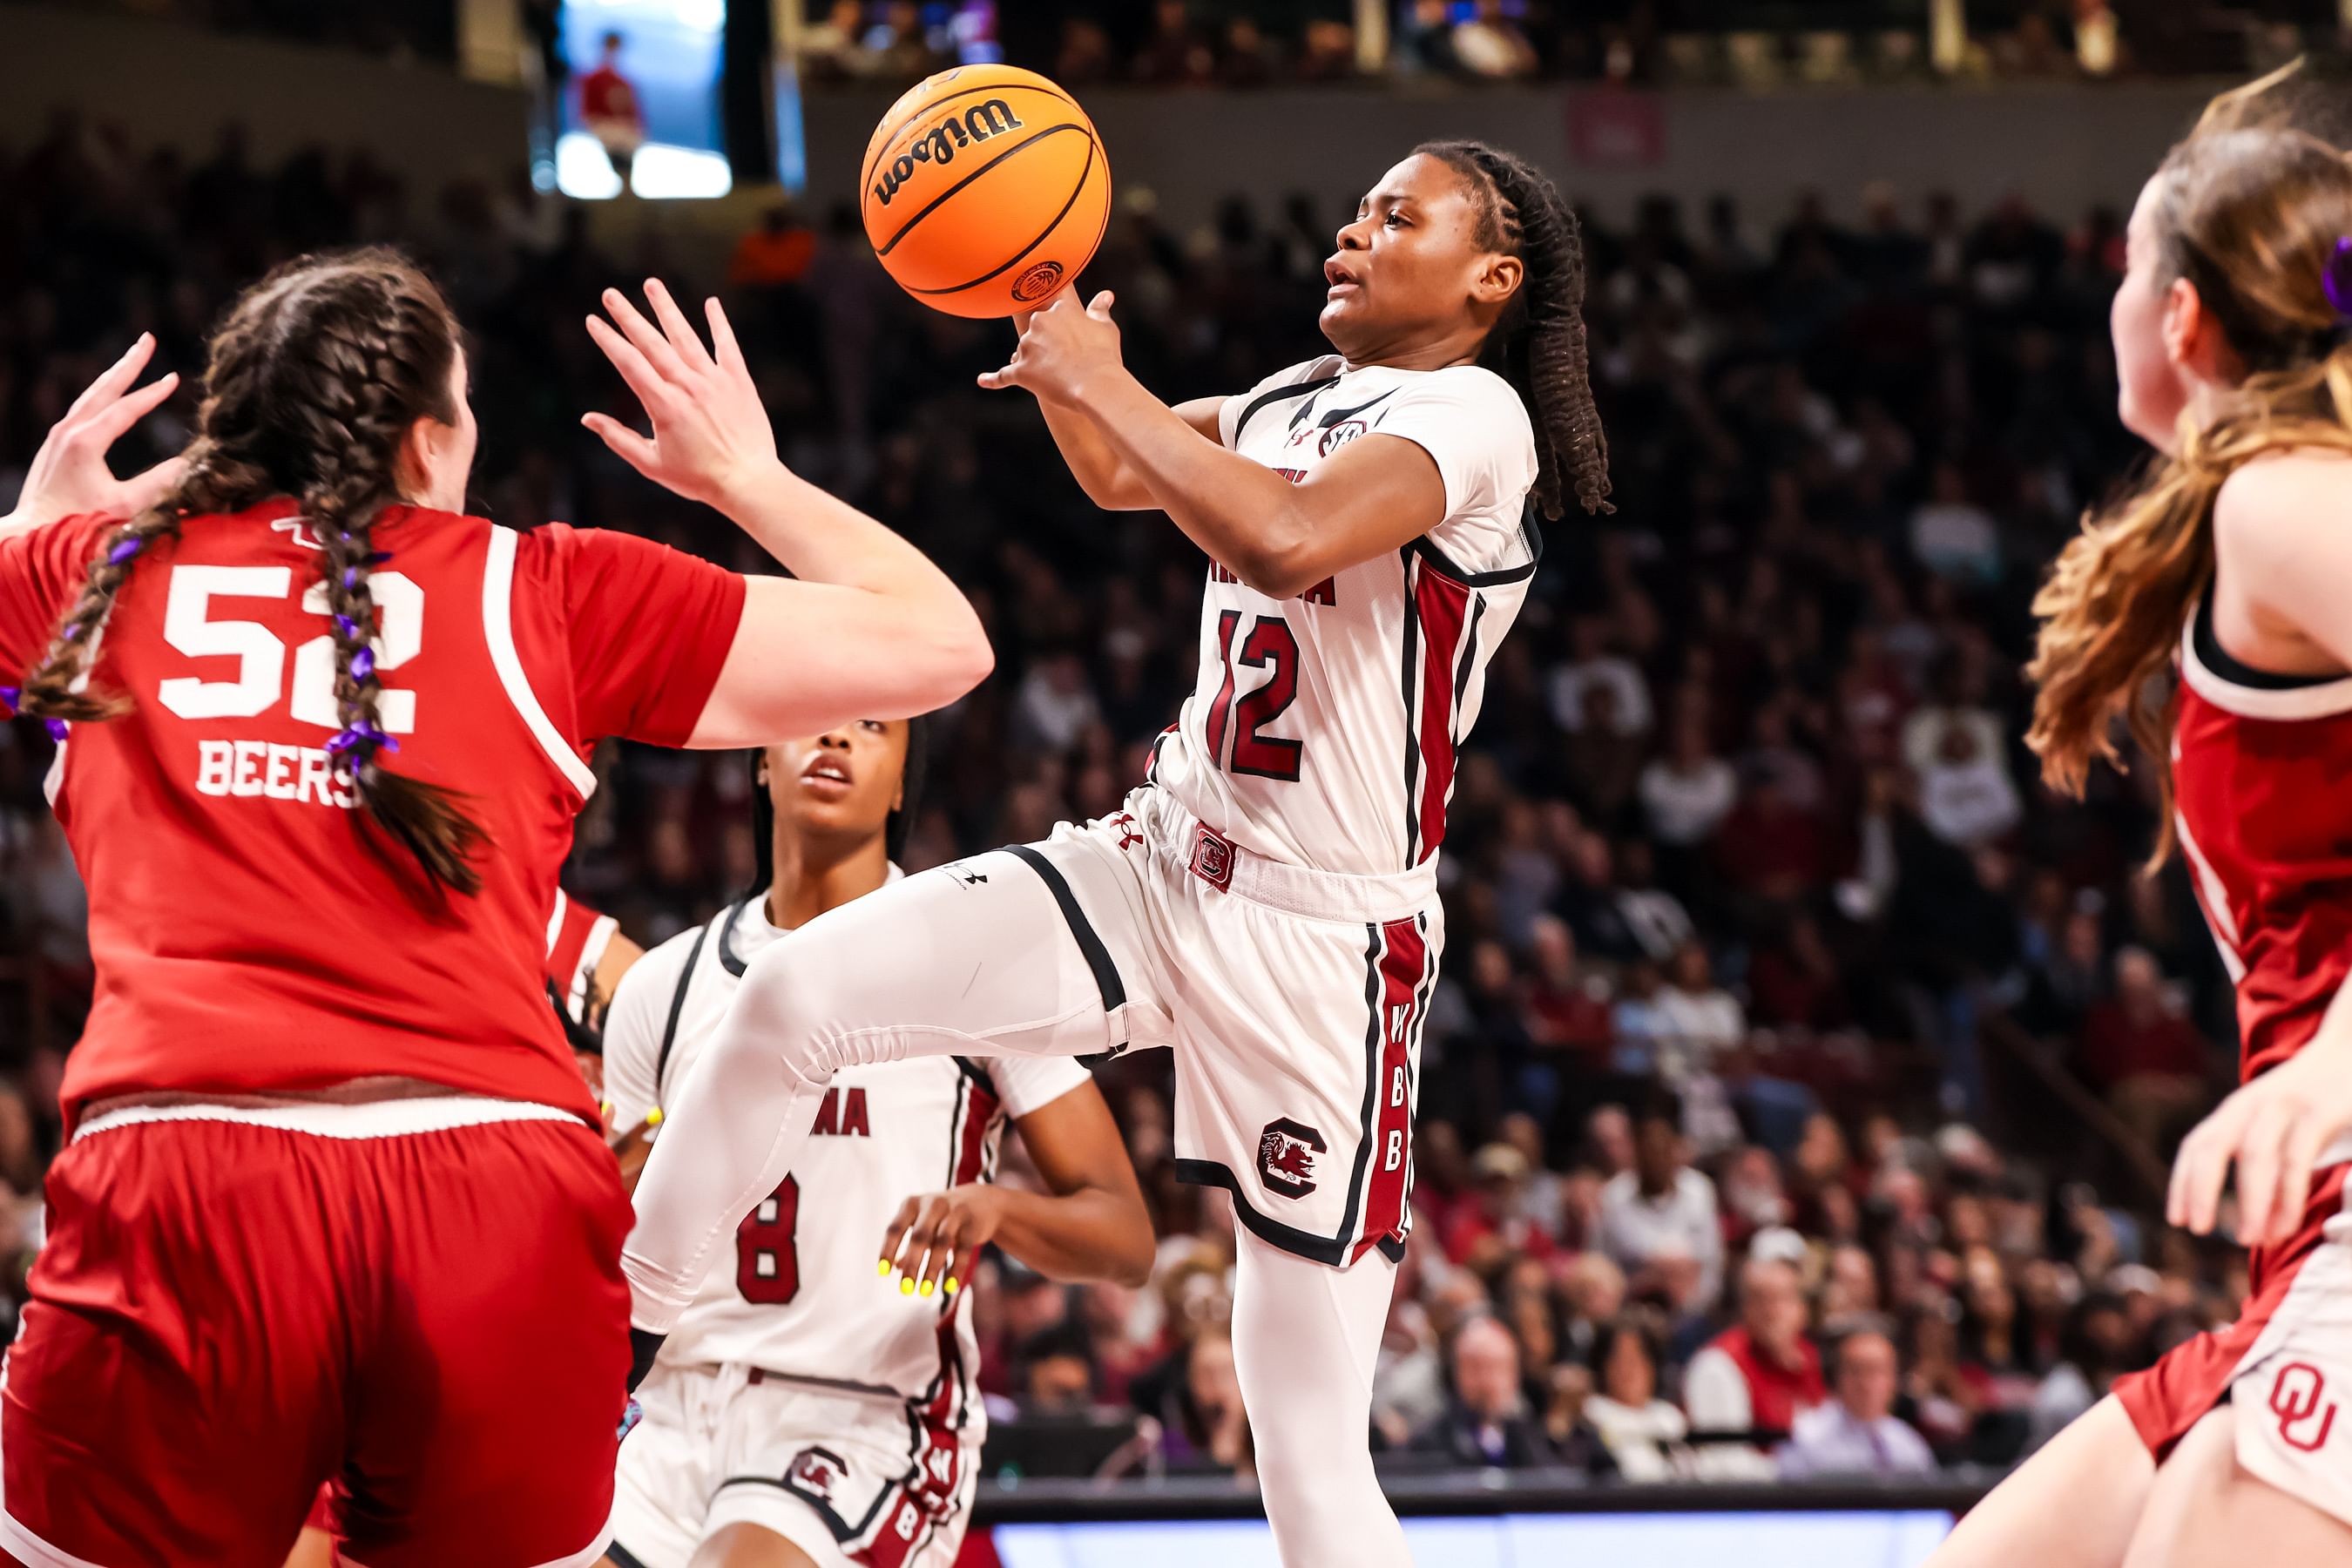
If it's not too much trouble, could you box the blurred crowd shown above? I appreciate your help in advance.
[33,0,2349,87]
[0,102,2256,1484]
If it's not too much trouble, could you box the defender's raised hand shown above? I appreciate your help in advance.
[583,280,779,509]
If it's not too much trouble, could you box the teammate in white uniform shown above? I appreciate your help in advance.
[601,720,1152,1568]
[622,139,1609,1568]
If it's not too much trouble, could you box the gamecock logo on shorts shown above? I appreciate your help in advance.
[1318,419,1368,456]
[2270,1362,2339,1452]
[1259,1118,1327,1200]
[1010,260,1064,304]
[787,1445,848,1502]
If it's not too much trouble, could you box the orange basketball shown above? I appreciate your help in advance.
[859,65,1110,319]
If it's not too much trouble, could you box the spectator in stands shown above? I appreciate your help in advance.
[1778,1328,1936,1477]
[727,204,816,289]
[1450,0,1540,78]
[1685,1254,1827,1477]
[2078,946,2213,1155]
[1584,1317,1693,1481]
[1638,713,1738,865]
[1015,1321,1099,1415]
[1551,614,1653,739]
[1159,1324,1252,1475]
[1441,1143,1563,1269]
[1598,1105,1725,1312]
[577,30,644,194]
[1414,1315,1554,1469]
[1132,0,1215,85]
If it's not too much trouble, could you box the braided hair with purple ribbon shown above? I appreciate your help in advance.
[10,249,487,893]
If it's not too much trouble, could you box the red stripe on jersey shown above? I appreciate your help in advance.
[1409,564,1471,863]
[1354,915,1427,1263]
[951,1074,1000,1190]
[1204,609,1242,767]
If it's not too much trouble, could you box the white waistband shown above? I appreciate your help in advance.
[73,1096,584,1143]
[1148,794,1437,925]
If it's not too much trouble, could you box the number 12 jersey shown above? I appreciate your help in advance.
[1147,356,1541,877]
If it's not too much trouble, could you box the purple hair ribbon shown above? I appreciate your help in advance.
[0,686,18,713]
[349,647,376,682]
[334,614,360,639]
[44,719,68,742]
[107,537,145,566]
[2327,236,2352,320]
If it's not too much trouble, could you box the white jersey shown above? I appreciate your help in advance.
[1147,355,1540,877]
[604,887,1091,1409]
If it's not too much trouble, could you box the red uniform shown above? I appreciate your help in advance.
[547,888,622,1025]
[0,500,743,1566]
[2113,602,2352,1523]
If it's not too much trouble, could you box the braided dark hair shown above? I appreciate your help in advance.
[15,247,487,893]
[1416,139,1612,519]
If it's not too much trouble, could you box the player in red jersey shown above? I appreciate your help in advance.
[0,250,990,1568]
[551,887,643,1034]
[1925,76,2352,1568]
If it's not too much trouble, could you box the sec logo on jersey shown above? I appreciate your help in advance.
[1319,418,1368,456]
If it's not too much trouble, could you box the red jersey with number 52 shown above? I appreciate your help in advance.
[0,499,744,1129]
[2173,598,2352,1082]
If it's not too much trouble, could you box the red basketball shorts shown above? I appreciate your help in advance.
[2117,1161,2352,1525]
[0,1102,633,1568]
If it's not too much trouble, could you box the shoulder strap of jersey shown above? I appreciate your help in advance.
[653,915,719,1099]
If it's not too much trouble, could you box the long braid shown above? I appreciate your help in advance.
[1416,139,1613,519]
[13,248,486,894]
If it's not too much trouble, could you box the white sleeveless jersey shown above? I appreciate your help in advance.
[603,889,1091,1410]
[1147,355,1542,876]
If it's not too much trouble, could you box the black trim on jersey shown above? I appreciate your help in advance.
[605,1542,652,1568]
[1001,845,1126,1013]
[715,893,758,977]
[1231,375,1339,446]
[653,917,716,1098]
[1174,1158,1347,1266]
[2194,592,2335,690]
[1453,595,1488,719]
[1313,387,1402,431]
[1399,551,1424,868]
[1335,920,1386,1251]
[1409,506,1545,588]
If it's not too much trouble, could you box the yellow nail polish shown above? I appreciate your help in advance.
[944,1277,960,1296]
[919,1280,936,1298]
[600,1100,612,1118]
[878,1259,892,1277]
[645,1107,664,1126]
[899,1277,916,1297]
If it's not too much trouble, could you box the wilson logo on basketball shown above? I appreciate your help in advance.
[1010,260,1064,304]
[870,100,1027,206]
[2271,1362,2338,1452]
[1258,1118,1327,1200]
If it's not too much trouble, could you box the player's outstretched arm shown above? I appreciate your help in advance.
[0,334,186,538]
[1013,291,1224,510]
[879,1081,1154,1297]
[982,291,1445,598]
[585,282,991,747]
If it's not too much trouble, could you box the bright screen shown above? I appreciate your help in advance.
[990,1509,1957,1568]
[556,0,732,200]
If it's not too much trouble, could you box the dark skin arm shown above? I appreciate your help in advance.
[880,1080,1154,1296]
[985,290,1450,598]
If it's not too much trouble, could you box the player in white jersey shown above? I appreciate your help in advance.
[622,139,1609,1568]
[600,719,1152,1568]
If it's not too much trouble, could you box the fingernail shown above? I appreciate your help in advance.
[919,1280,936,1298]
[899,1277,916,1297]
[601,1100,612,1118]
[878,1259,892,1277]
[645,1108,664,1127]
[944,1277,960,1296]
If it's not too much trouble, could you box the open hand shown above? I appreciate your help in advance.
[880,1185,1006,1299]
[5,335,186,534]
[2168,1042,2352,1245]
[583,281,778,508]
[977,287,1123,406]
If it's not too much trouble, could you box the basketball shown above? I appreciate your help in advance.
[858,65,1111,319]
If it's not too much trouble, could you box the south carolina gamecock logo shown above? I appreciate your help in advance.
[1258,1118,1327,1200]
[2271,1362,2339,1453]
[1010,260,1064,304]
[788,1446,848,1502]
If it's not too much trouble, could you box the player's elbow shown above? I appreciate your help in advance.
[905,604,995,710]
[1230,537,1321,600]
[1107,1237,1156,1288]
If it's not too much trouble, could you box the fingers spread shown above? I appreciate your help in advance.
[67,334,158,421]
[86,371,180,448]
[645,279,716,376]
[581,412,659,475]
[585,315,675,416]
[601,288,694,389]
[706,296,748,379]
